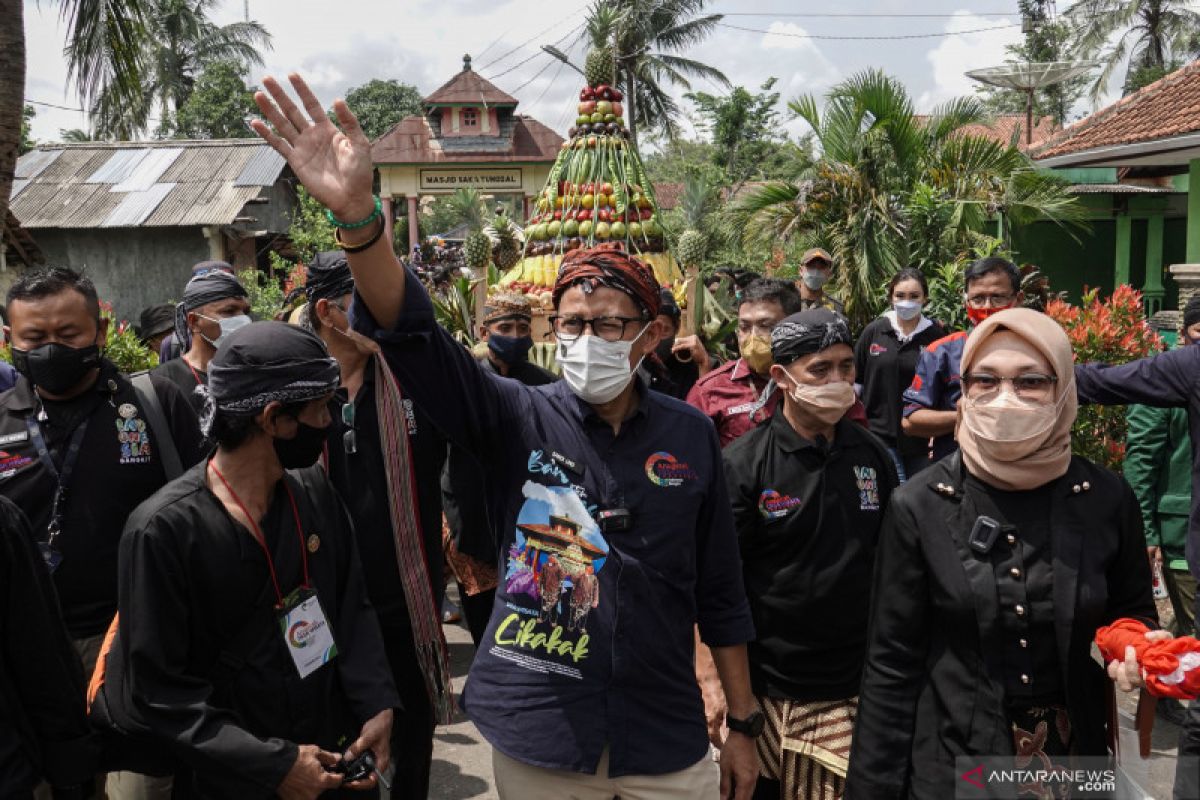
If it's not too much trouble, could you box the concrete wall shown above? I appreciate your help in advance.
[33,227,211,322]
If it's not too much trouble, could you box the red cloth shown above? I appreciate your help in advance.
[552,242,662,317]
[1095,618,1200,700]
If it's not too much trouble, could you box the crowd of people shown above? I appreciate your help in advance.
[3,69,1200,800]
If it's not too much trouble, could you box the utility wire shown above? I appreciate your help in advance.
[25,97,163,123]
[486,23,584,82]
[477,16,580,73]
[724,11,1019,18]
[718,21,1021,40]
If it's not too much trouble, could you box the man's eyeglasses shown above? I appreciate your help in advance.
[550,315,647,343]
[965,293,1014,309]
[961,372,1057,399]
[341,402,357,455]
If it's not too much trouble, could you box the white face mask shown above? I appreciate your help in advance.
[893,300,923,321]
[198,313,251,349]
[788,380,855,426]
[558,327,648,405]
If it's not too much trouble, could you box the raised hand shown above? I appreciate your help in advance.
[251,74,375,223]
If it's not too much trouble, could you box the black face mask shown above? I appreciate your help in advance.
[488,333,534,365]
[654,336,676,362]
[11,342,101,395]
[273,420,330,469]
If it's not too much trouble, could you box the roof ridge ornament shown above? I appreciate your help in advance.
[463,54,472,72]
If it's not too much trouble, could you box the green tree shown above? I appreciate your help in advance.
[685,78,810,191]
[977,0,1088,125]
[340,79,424,141]
[169,61,257,139]
[1065,0,1200,102]
[584,0,729,145]
[58,128,95,142]
[19,105,35,155]
[91,0,271,139]
[731,70,1085,327]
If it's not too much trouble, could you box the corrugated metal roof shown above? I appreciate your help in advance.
[112,148,183,192]
[234,147,285,186]
[101,183,176,227]
[11,179,28,199]
[87,149,150,184]
[10,141,289,229]
[1068,183,1176,194]
[14,148,63,179]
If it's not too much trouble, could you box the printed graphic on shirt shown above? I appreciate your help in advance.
[115,406,153,464]
[494,481,608,677]
[854,466,879,511]
[869,343,887,356]
[402,398,418,436]
[645,451,698,487]
[0,449,34,479]
[758,489,803,520]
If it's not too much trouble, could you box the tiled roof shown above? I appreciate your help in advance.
[651,181,767,211]
[914,114,1059,148]
[372,115,562,164]
[425,60,519,107]
[10,140,286,229]
[1034,59,1200,159]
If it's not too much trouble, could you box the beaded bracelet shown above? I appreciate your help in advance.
[325,195,382,229]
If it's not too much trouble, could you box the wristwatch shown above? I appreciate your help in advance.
[726,710,766,738]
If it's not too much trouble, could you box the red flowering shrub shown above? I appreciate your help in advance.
[1046,285,1161,469]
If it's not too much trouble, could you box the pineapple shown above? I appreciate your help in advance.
[486,209,522,271]
[584,2,619,87]
[447,188,492,273]
[676,173,716,270]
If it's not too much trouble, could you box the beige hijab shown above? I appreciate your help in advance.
[955,308,1077,491]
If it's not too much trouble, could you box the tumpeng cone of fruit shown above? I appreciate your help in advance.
[497,60,683,308]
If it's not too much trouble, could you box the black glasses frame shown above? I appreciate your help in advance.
[549,314,648,343]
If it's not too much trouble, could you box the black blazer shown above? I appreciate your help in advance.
[845,454,1156,799]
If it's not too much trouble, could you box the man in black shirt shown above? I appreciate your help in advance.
[97,321,399,798]
[306,250,451,798]
[721,308,898,800]
[152,270,250,413]
[0,496,96,799]
[475,292,557,383]
[0,267,202,672]
[643,288,711,400]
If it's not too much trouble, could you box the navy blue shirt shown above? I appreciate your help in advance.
[0,362,17,394]
[1075,346,1200,577]
[351,270,754,777]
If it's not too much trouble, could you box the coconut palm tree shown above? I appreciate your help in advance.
[1064,0,1200,102]
[730,70,1084,326]
[584,0,729,145]
[1,0,150,224]
[91,0,271,138]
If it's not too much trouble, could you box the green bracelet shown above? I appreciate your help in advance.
[325,196,382,229]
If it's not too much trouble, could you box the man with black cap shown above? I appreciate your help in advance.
[152,270,251,413]
[0,267,202,679]
[718,308,897,799]
[305,250,452,798]
[95,321,399,799]
[251,71,760,799]
[136,304,176,356]
[795,249,845,316]
[643,287,711,400]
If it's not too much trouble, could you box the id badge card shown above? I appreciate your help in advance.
[278,587,338,679]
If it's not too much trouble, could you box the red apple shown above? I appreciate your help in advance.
[580,87,595,101]
[553,210,562,220]
[577,209,592,222]
[640,207,653,220]
[600,182,614,196]
[578,100,597,115]
[598,208,612,223]
[611,102,623,118]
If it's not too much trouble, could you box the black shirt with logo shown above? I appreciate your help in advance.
[854,316,945,455]
[723,408,898,701]
[0,361,203,638]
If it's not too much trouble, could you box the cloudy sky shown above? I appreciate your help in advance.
[21,0,1113,144]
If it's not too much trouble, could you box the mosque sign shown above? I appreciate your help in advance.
[419,168,523,192]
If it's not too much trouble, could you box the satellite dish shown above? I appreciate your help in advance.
[966,61,1099,143]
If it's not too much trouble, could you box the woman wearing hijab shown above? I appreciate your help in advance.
[844,308,1158,799]
[853,268,945,482]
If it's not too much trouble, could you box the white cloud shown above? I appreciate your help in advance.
[521,480,595,529]
[917,10,1023,111]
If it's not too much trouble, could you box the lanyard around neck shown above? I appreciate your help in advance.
[208,460,310,607]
